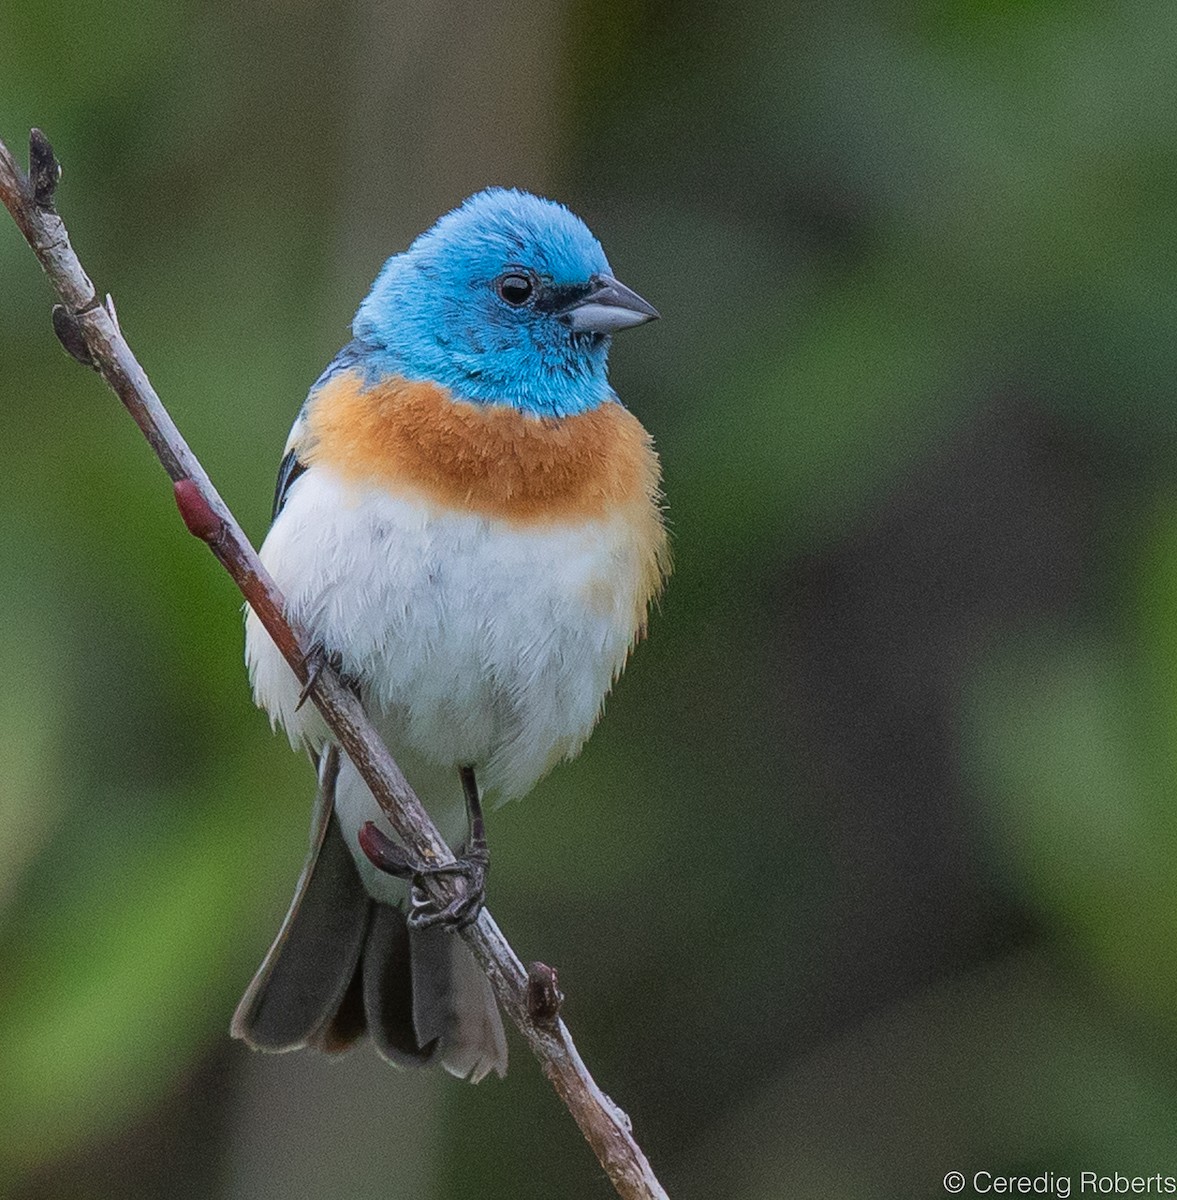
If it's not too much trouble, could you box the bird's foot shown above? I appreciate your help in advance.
[408,845,488,931]
[296,644,344,710]
[358,822,488,931]
[296,645,363,709]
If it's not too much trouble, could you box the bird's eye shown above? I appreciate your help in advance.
[497,272,534,306]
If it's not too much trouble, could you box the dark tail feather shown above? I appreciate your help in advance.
[311,953,369,1053]
[230,808,369,1051]
[359,900,508,1080]
[361,902,438,1067]
[232,753,507,1079]
[409,925,507,1082]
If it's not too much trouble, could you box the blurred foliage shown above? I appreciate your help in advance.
[4,0,1177,1196]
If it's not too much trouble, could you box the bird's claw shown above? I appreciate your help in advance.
[358,821,488,931]
[407,849,489,931]
[296,645,356,710]
[297,645,333,710]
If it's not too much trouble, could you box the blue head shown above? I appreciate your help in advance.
[351,189,658,417]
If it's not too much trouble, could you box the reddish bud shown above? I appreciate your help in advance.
[359,821,415,877]
[174,478,222,542]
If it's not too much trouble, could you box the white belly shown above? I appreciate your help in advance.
[245,468,647,805]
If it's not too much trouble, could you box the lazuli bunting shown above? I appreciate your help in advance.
[232,189,667,1082]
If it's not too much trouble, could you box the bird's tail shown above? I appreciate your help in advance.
[230,757,507,1082]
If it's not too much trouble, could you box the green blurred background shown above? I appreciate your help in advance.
[4,0,1177,1196]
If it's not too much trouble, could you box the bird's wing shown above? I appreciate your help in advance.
[271,339,372,520]
[271,448,307,520]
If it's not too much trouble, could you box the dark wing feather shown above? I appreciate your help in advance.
[271,339,373,520]
[272,449,307,519]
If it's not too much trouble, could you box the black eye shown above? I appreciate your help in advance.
[497,272,534,306]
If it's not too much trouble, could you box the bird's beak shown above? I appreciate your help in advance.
[561,274,660,334]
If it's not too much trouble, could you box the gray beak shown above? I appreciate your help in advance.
[561,274,660,334]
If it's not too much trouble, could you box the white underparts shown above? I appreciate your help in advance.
[245,467,652,880]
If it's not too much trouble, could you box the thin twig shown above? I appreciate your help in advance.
[0,128,669,1200]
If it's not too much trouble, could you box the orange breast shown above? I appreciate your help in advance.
[302,370,664,527]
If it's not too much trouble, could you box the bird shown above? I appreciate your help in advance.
[231,187,668,1083]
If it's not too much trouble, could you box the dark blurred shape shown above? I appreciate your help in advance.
[12,1044,241,1200]
[774,393,1105,1036]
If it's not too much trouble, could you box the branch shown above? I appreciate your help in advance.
[0,129,669,1200]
